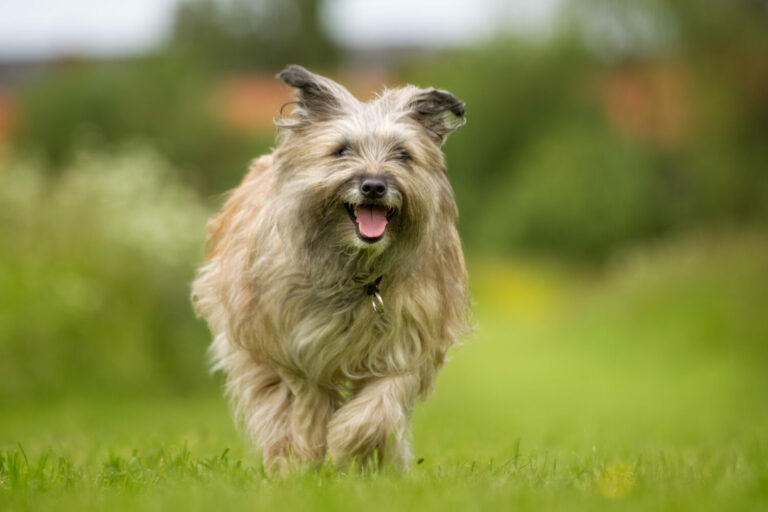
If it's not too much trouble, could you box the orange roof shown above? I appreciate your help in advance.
[600,63,692,148]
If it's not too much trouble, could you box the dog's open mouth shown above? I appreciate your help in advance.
[344,203,395,243]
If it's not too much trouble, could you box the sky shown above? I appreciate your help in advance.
[324,0,563,48]
[0,0,180,60]
[0,0,563,60]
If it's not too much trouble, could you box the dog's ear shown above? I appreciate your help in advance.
[408,88,466,145]
[277,65,350,122]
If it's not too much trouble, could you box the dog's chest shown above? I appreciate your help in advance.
[283,295,413,383]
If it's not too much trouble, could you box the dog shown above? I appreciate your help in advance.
[192,65,469,472]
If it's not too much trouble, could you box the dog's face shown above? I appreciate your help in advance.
[273,66,465,265]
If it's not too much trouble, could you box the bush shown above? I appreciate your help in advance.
[402,30,768,259]
[488,124,653,258]
[0,145,213,402]
[11,58,270,194]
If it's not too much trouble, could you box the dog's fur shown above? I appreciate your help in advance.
[191,65,469,472]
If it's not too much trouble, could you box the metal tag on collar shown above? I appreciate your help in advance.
[366,276,385,316]
[370,291,385,315]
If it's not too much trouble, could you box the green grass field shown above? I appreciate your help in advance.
[2,231,767,511]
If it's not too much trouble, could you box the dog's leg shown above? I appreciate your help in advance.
[281,378,339,468]
[230,360,337,472]
[326,373,419,469]
[211,337,294,473]
[233,362,295,473]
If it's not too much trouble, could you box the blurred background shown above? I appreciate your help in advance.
[0,0,766,456]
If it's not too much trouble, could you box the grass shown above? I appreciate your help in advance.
[2,230,768,511]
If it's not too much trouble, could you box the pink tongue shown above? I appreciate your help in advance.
[356,205,388,238]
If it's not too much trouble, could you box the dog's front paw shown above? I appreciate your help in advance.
[326,393,410,468]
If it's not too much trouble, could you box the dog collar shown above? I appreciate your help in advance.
[366,276,385,316]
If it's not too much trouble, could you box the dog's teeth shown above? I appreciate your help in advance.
[354,205,358,216]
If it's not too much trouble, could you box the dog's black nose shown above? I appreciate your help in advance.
[360,178,387,199]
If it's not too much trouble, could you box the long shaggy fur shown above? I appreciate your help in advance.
[192,65,469,472]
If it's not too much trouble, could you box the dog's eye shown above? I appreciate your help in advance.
[393,147,411,162]
[332,145,351,158]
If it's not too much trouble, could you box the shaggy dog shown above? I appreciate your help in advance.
[192,65,469,472]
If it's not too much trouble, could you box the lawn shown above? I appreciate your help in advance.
[2,231,767,511]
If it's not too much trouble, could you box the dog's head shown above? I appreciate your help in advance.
[273,65,465,269]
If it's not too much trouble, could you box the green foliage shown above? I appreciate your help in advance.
[0,146,212,403]
[11,58,270,193]
[401,0,768,258]
[170,0,340,72]
[482,124,652,257]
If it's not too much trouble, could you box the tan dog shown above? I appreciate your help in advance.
[192,65,469,472]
